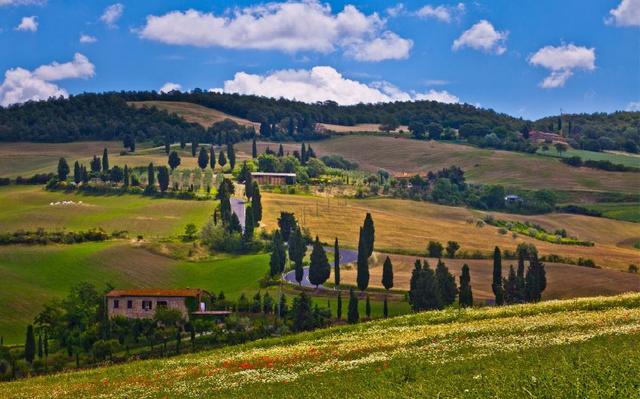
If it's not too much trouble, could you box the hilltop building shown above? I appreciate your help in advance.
[251,172,296,185]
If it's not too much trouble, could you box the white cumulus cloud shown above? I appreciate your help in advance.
[0,0,45,6]
[0,53,95,107]
[452,20,507,54]
[529,44,596,88]
[159,82,181,93]
[626,101,640,111]
[79,34,97,44]
[416,3,465,23]
[138,1,412,62]
[16,16,38,32]
[101,3,124,28]
[214,66,459,105]
[605,0,640,27]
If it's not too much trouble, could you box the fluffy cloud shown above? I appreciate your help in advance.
[100,3,124,27]
[529,44,596,88]
[605,0,640,27]
[452,20,507,54]
[214,66,459,105]
[16,16,38,32]
[159,82,181,93]
[138,1,412,61]
[0,53,95,107]
[79,34,97,43]
[0,0,45,6]
[416,3,465,23]
[626,101,640,111]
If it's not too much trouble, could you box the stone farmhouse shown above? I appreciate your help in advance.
[251,172,296,185]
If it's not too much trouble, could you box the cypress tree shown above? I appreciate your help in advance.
[218,150,227,168]
[37,333,43,359]
[244,171,254,199]
[191,137,197,157]
[289,227,307,284]
[492,246,504,305]
[383,296,389,318]
[164,134,171,154]
[227,143,236,170]
[435,259,457,307]
[91,155,101,173]
[252,138,258,158]
[57,157,70,180]
[209,145,216,169]
[147,163,155,187]
[459,264,473,307]
[198,146,209,170]
[382,256,394,291]
[362,213,375,257]
[269,232,283,277]
[309,236,330,288]
[180,132,186,149]
[356,228,369,291]
[503,265,518,304]
[102,148,109,171]
[525,255,546,303]
[157,166,170,192]
[516,251,526,302]
[334,238,340,287]
[243,205,255,242]
[24,324,35,363]
[251,182,262,222]
[347,289,359,324]
[307,144,316,158]
[73,161,81,184]
[336,292,342,320]
[277,144,284,157]
[365,295,371,319]
[123,164,130,187]
[168,151,181,170]
[301,143,307,164]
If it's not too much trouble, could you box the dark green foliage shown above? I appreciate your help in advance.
[458,264,473,307]
[492,247,504,305]
[503,265,519,304]
[427,241,444,258]
[277,211,297,242]
[525,255,547,302]
[347,289,359,324]
[228,213,242,234]
[24,325,35,363]
[218,150,227,168]
[334,238,340,287]
[191,138,197,157]
[408,260,440,311]
[383,296,389,318]
[382,256,393,290]
[209,145,216,169]
[102,148,109,172]
[243,205,255,242]
[445,241,460,258]
[157,166,169,192]
[289,227,306,285]
[262,292,273,314]
[356,228,369,291]
[362,213,375,257]
[164,134,171,154]
[109,165,124,183]
[435,259,457,306]
[251,182,262,222]
[146,163,155,187]
[73,161,81,184]
[252,138,257,158]
[168,151,181,170]
[198,147,209,170]
[57,158,69,180]
[277,144,284,157]
[227,142,236,170]
[365,295,371,319]
[320,155,359,170]
[308,236,330,288]
[336,292,342,320]
[290,292,314,332]
[269,230,286,277]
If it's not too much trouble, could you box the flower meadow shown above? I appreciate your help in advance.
[3,293,640,398]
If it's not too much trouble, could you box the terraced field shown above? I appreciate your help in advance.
[2,294,639,398]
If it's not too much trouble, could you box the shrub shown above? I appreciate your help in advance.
[629,264,639,274]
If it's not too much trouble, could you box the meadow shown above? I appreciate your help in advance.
[261,193,640,271]
[2,293,639,398]
[538,146,640,168]
[585,202,640,223]
[129,101,260,129]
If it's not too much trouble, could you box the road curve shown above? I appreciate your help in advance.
[283,247,357,288]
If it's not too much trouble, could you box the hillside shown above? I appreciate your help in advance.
[129,101,260,129]
[2,293,639,398]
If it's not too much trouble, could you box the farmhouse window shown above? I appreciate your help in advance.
[127,300,133,309]
[157,301,168,308]
[142,300,153,310]
[113,300,119,309]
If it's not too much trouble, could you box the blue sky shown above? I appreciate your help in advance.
[0,0,638,119]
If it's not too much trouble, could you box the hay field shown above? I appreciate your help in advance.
[318,122,409,134]
[129,101,260,129]
[339,254,640,301]
[305,136,640,193]
[261,193,640,271]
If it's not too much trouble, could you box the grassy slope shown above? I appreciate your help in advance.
[0,242,270,344]
[2,294,639,398]
[249,135,640,194]
[129,101,260,129]
[538,147,640,168]
[0,185,214,237]
[586,202,640,223]
[262,193,640,271]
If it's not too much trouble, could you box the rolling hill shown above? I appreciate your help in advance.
[129,101,260,129]
[2,293,639,398]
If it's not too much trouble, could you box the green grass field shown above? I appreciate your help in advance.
[2,293,639,398]
[538,147,640,168]
[585,202,640,223]
[0,185,214,237]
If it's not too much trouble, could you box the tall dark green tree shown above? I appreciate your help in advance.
[180,132,186,149]
[57,157,70,180]
[383,296,389,318]
[516,250,527,302]
[252,138,258,158]
[191,137,197,157]
[301,143,307,164]
[243,205,255,242]
[168,151,181,170]
[277,211,297,242]
[336,292,342,320]
[24,324,36,364]
[147,163,155,187]
[362,213,375,257]
[218,150,227,169]
[198,147,209,170]
[164,134,171,154]
[503,265,518,304]
[309,236,330,288]
[459,264,473,307]
[73,161,81,184]
[209,145,216,169]
[289,227,306,285]
[251,182,262,222]
[435,259,457,307]
[244,171,254,199]
[347,289,359,324]
[269,230,286,277]
[290,292,315,332]
[408,260,439,311]
[492,246,504,305]
[427,241,444,258]
[365,295,371,319]
[157,166,170,192]
[90,155,101,173]
[382,256,394,291]
[525,255,547,303]
[356,228,369,291]
[123,165,130,187]
[102,148,109,172]
[227,143,236,170]
[334,238,340,287]
[277,144,284,157]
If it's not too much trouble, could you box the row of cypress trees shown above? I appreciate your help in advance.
[492,243,546,305]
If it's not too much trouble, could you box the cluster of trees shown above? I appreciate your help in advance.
[562,156,639,172]
[408,259,473,311]
[0,228,113,245]
[492,244,547,305]
[534,112,640,153]
[252,142,327,181]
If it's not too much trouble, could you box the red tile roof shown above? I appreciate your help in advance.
[106,288,206,298]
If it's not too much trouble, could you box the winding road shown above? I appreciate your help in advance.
[283,247,357,288]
